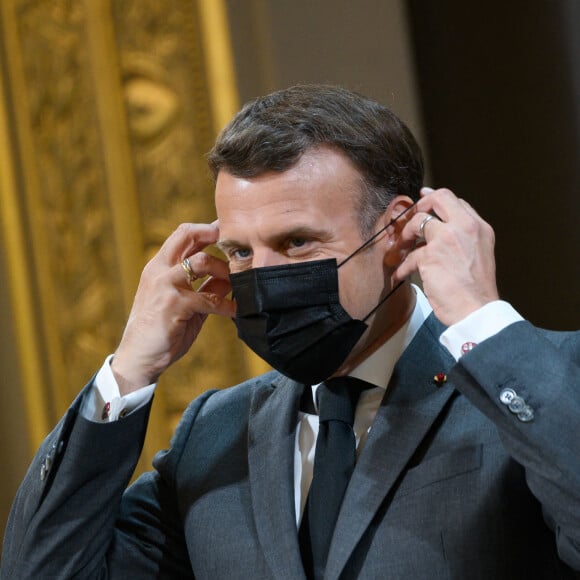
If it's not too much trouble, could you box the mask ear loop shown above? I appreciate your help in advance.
[337,201,417,269]
[335,201,418,322]
[361,279,406,322]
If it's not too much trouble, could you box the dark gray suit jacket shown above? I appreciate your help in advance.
[2,317,580,579]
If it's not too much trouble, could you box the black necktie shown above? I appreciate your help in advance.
[299,376,372,579]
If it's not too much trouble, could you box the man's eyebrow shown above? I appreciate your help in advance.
[216,226,329,253]
[215,239,240,254]
[271,225,328,244]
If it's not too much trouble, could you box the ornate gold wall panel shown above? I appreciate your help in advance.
[0,0,258,466]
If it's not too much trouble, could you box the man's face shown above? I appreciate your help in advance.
[215,147,391,325]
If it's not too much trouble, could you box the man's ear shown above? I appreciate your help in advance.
[380,195,415,267]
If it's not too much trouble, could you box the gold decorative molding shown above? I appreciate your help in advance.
[197,0,240,131]
[0,0,263,465]
[0,35,51,447]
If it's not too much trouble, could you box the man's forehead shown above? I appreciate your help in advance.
[214,148,365,243]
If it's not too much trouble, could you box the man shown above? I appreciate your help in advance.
[2,85,579,579]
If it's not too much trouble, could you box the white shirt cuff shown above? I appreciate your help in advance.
[81,354,157,422]
[440,301,524,361]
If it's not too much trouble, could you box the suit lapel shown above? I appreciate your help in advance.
[325,314,457,579]
[248,373,306,579]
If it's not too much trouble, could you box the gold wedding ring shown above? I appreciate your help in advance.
[181,257,197,289]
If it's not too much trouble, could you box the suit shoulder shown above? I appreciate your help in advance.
[196,370,281,416]
[157,371,281,463]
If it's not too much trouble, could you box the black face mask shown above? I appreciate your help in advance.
[229,204,415,384]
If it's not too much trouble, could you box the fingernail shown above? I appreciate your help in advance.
[421,187,435,194]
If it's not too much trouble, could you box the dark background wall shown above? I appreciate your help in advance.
[225,0,426,160]
[225,0,579,329]
[408,0,579,328]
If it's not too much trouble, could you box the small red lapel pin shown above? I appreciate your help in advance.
[433,372,447,385]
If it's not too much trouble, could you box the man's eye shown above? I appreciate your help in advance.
[288,238,307,248]
[231,248,251,259]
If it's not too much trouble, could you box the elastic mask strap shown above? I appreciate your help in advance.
[337,201,417,269]
[362,279,405,322]
[336,201,417,322]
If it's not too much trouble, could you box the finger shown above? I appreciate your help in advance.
[187,284,236,317]
[178,262,234,316]
[419,189,493,241]
[459,198,482,220]
[163,267,235,317]
[198,276,232,298]
[198,277,235,317]
[397,212,443,246]
[159,223,220,265]
[184,251,230,283]
[169,256,231,311]
[417,214,440,242]
[415,188,467,223]
[175,252,229,292]
[393,246,423,282]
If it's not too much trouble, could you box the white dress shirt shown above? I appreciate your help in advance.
[82,286,523,525]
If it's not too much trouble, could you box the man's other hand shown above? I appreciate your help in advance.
[111,222,235,394]
[395,187,499,326]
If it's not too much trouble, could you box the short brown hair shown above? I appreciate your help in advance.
[207,84,424,234]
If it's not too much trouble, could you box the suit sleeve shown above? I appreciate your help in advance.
[1,379,215,579]
[449,321,580,570]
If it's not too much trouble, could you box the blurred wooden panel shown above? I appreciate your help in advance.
[0,0,255,469]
